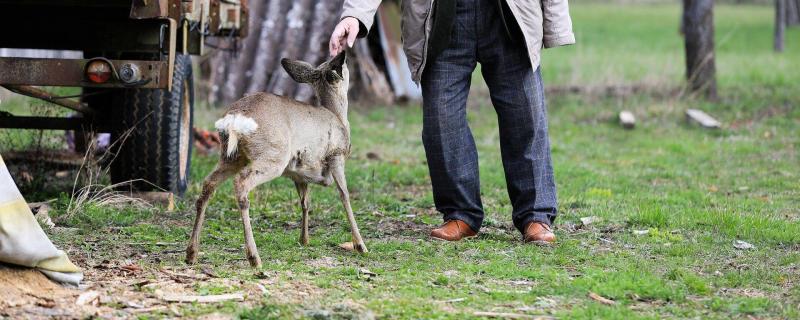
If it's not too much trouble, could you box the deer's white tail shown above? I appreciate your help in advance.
[214,114,259,157]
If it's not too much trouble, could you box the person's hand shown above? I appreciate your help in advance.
[329,17,360,57]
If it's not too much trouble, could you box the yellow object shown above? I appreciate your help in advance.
[0,155,82,284]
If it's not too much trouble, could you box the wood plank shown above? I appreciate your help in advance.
[686,108,721,128]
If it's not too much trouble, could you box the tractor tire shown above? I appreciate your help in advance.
[110,54,194,195]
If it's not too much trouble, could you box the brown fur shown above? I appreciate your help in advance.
[186,52,366,268]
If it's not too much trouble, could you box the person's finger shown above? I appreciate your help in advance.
[329,34,338,56]
[346,25,358,48]
[329,27,343,56]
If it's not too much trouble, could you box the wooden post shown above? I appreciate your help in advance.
[775,0,786,52]
[682,0,718,100]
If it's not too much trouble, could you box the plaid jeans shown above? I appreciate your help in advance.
[421,0,558,233]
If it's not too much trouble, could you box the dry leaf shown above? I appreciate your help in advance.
[120,263,142,273]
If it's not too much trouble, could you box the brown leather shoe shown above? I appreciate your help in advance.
[523,222,556,244]
[430,220,477,241]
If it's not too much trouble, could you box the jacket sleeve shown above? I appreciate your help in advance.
[541,0,576,48]
[341,0,383,38]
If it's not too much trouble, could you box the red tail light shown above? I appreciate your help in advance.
[85,60,112,83]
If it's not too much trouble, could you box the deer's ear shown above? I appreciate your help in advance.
[281,58,319,83]
[328,51,346,75]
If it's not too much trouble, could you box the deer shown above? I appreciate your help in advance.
[185,52,367,268]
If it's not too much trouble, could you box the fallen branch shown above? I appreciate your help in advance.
[473,312,553,320]
[158,292,244,303]
[588,292,617,305]
[127,306,168,313]
[159,268,207,281]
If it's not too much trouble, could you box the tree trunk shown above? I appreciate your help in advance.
[202,0,393,106]
[245,0,293,96]
[350,40,394,104]
[682,0,717,100]
[267,0,316,97]
[295,0,344,102]
[219,0,268,104]
[775,0,786,52]
[787,0,800,25]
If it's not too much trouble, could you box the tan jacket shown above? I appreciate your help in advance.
[341,0,575,82]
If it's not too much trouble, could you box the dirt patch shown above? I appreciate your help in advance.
[371,218,430,240]
[1,259,326,319]
[718,287,769,298]
[306,256,341,269]
[0,265,72,308]
[0,264,105,319]
[258,272,327,305]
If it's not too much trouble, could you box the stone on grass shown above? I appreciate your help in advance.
[733,240,754,250]
[580,216,601,226]
[619,111,636,129]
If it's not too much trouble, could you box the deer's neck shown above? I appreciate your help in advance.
[318,90,349,133]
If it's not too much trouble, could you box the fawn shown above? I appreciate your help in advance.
[185,52,367,268]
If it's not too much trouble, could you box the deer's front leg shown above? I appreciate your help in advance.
[294,181,310,245]
[330,158,368,253]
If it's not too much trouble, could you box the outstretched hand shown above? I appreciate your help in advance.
[329,17,360,57]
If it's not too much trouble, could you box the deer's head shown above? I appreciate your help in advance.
[281,52,349,118]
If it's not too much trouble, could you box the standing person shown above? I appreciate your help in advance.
[329,0,574,244]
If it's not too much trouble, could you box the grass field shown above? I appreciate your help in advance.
[2,2,800,319]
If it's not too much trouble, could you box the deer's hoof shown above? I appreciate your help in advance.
[248,255,262,268]
[185,249,198,264]
[355,243,368,254]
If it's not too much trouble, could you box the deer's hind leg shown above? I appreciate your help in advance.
[295,181,310,245]
[234,162,285,268]
[186,160,243,264]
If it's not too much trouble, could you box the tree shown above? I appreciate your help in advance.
[202,0,394,106]
[682,0,717,100]
[776,0,786,52]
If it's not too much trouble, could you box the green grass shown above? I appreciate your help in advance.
[543,2,800,90]
[3,2,800,319]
